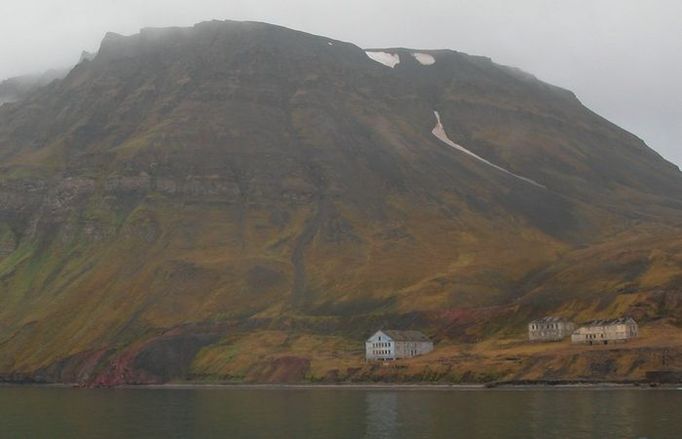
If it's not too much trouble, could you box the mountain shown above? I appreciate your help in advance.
[0,20,681,385]
[0,68,69,105]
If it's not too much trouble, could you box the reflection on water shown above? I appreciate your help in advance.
[0,386,681,438]
[365,392,398,439]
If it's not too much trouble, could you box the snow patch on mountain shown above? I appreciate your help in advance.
[432,111,545,189]
[412,53,436,65]
[365,51,400,68]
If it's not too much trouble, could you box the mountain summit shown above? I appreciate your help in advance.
[1,20,681,385]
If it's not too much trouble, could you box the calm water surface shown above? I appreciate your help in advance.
[1,386,681,438]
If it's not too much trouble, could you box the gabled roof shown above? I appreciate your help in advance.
[530,316,572,324]
[581,317,637,327]
[377,330,431,342]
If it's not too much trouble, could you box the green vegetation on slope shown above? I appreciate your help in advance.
[0,20,680,384]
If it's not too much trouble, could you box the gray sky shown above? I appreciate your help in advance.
[1,0,680,166]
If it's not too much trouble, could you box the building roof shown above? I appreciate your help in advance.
[580,317,637,327]
[529,316,572,324]
[380,330,431,342]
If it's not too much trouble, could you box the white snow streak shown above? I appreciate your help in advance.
[365,51,400,68]
[432,111,545,189]
[412,53,436,65]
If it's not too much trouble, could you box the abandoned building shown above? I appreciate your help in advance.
[365,330,433,361]
[528,316,576,342]
[571,317,639,345]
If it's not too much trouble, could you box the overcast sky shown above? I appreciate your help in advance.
[1,0,680,166]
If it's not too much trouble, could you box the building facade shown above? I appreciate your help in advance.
[365,330,433,361]
[528,317,575,342]
[571,317,639,345]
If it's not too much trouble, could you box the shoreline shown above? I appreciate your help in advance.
[119,381,682,391]
[3,381,682,391]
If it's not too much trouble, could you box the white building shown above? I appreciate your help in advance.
[365,330,433,361]
[571,317,639,345]
[528,316,575,342]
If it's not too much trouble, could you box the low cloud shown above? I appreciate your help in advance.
[0,0,679,165]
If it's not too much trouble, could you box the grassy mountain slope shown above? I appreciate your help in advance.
[0,20,681,384]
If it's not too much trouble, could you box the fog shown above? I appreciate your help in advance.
[1,0,680,166]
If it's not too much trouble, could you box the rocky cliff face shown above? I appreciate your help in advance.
[0,20,681,385]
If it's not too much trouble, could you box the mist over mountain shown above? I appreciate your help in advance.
[0,69,69,105]
[1,20,681,385]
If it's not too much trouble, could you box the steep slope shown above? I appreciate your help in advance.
[0,20,681,384]
[0,68,69,105]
